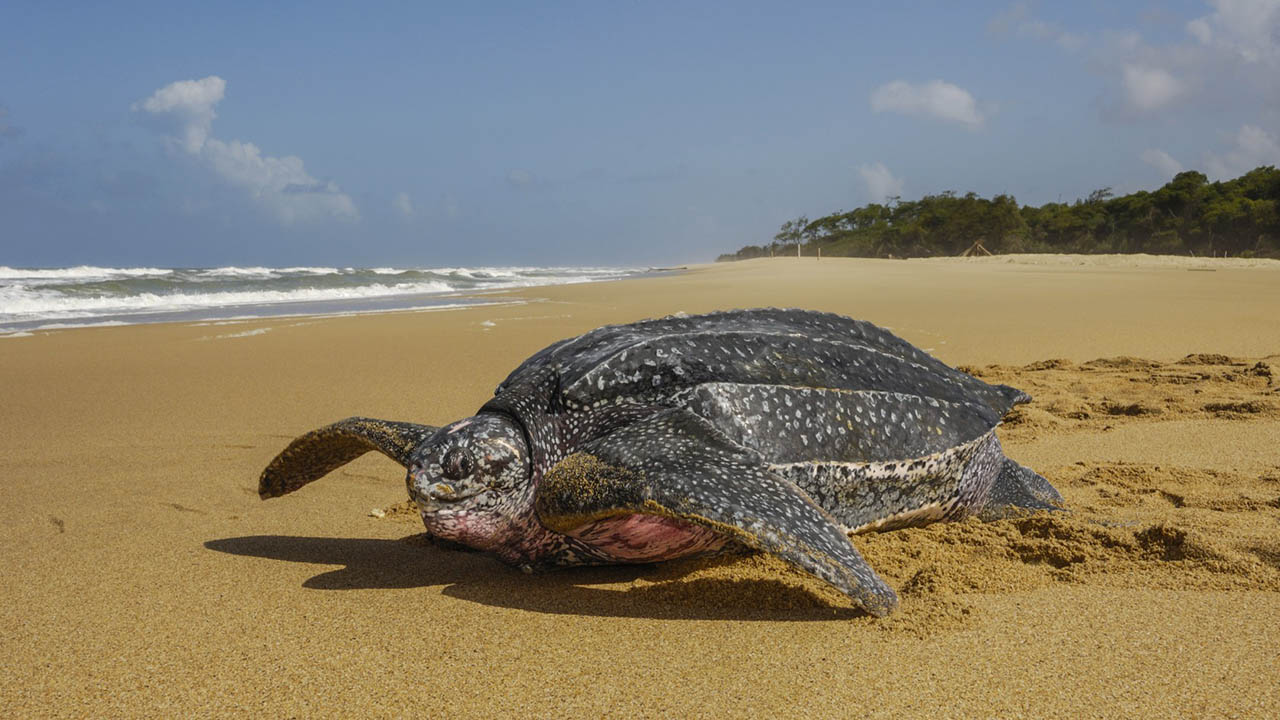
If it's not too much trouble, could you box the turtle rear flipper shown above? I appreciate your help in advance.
[534,408,899,617]
[977,458,1065,520]
[259,417,439,498]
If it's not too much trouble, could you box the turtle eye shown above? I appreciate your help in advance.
[442,447,475,480]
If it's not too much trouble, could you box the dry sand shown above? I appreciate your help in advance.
[2,255,1279,718]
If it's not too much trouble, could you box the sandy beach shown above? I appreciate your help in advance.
[3,255,1279,718]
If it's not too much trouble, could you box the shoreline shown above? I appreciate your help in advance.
[6,252,1279,339]
[0,264,662,336]
[3,255,1279,717]
[0,295,522,337]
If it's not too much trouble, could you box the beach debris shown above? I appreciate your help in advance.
[257,309,1062,617]
[958,240,993,257]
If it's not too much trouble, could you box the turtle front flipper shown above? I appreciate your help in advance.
[534,409,899,617]
[259,417,439,499]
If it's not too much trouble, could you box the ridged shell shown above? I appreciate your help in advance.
[492,308,1027,462]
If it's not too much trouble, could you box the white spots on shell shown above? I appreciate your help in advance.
[768,431,1001,533]
[672,382,996,466]
[559,323,1010,415]
[466,308,1031,613]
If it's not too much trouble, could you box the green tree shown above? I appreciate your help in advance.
[718,166,1280,261]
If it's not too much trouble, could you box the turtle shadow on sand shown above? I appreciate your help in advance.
[255,309,1066,618]
[203,534,866,622]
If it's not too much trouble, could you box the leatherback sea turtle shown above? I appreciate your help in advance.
[260,308,1061,616]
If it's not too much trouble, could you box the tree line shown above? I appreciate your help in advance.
[717,166,1280,261]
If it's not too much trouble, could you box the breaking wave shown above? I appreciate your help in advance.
[0,265,644,330]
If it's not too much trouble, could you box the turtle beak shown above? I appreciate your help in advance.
[425,481,464,501]
[409,470,478,505]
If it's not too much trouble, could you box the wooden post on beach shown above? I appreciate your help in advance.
[817,247,821,261]
[797,243,801,259]
[959,240,993,258]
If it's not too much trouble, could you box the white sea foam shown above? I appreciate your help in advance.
[198,266,278,277]
[0,265,174,280]
[195,300,526,326]
[0,281,455,321]
[0,264,649,330]
[217,327,271,339]
[34,321,130,330]
[277,266,340,274]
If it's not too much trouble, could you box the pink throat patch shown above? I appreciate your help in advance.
[565,514,728,562]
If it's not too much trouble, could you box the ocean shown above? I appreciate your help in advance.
[0,265,650,334]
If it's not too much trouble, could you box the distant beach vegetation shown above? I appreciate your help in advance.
[718,166,1280,261]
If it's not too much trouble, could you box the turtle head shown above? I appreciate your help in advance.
[407,413,533,550]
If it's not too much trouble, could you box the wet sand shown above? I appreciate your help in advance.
[2,255,1279,717]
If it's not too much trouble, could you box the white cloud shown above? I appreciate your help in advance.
[441,193,460,218]
[993,2,1280,122]
[1188,0,1280,65]
[1016,19,1084,51]
[988,5,1084,51]
[1023,21,1084,51]
[506,168,534,187]
[1186,17,1213,45]
[869,80,985,129]
[135,76,357,224]
[1101,1,1280,118]
[394,191,415,217]
[1205,124,1280,178]
[1140,148,1184,177]
[1121,64,1185,111]
[858,162,904,203]
[986,3,1030,35]
[134,76,224,154]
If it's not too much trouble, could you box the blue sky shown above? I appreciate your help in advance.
[2,1,1278,267]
